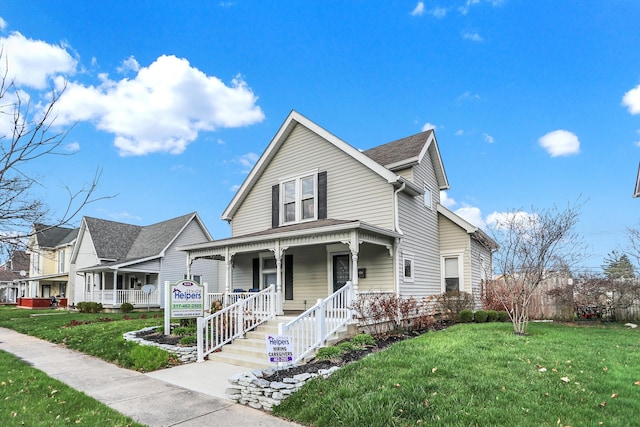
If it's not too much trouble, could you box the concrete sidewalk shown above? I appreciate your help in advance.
[0,327,301,427]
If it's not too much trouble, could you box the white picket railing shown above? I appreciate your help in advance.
[278,281,354,365]
[197,285,277,362]
[87,290,160,307]
[206,291,262,311]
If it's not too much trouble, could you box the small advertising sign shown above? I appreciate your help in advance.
[265,335,294,363]
[170,280,204,318]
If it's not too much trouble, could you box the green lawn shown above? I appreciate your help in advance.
[0,307,174,371]
[273,322,640,427]
[0,350,145,427]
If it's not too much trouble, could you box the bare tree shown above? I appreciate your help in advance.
[0,51,109,258]
[490,203,585,335]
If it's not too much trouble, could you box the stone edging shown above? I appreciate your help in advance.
[123,326,198,364]
[226,365,340,411]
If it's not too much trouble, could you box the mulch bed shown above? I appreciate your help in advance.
[135,329,183,346]
[263,320,451,382]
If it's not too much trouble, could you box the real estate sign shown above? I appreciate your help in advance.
[265,335,294,363]
[170,280,204,318]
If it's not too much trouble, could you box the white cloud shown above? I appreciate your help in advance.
[422,122,436,131]
[622,83,640,115]
[455,129,465,136]
[440,191,456,208]
[64,142,80,153]
[0,17,7,30]
[117,56,140,74]
[486,210,539,232]
[538,129,580,157]
[229,184,241,192]
[457,91,481,102]
[462,31,483,42]
[411,2,425,16]
[430,7,448,18]
[483,133,494,143]
[52,54,264,156]
[236,152,259,173]
[459,0,481,15]
[455,205,486,229]
[0,31,77,89]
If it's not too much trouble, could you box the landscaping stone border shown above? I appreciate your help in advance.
[226,365,340,411]
[123,326,198,364]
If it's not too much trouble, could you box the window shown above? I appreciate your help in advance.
[261,255,277,289]
[32,253,40,275]
[58,250,66,273]
[424,184,432,209]
[444,256,460,292]
[281,173,317,224]
[183,274,201,284]
[87,275,92,292]
[403,254,414,282]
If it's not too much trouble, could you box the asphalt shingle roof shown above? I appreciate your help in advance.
[85,213,195,262]
[362,130,433,167]
[34,224,78,248]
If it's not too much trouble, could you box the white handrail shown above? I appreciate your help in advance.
[197,285,276,362]
[279,281,353,365]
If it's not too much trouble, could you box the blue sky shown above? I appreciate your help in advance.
[1,1,640,272]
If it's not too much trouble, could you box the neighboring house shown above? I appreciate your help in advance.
[180,111,493,314]
[437,204,496,308]
[0,251,29,303]
[26,224,78,299]
[70,212,220,308]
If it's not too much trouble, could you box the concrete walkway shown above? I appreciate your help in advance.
[0,327,302,427]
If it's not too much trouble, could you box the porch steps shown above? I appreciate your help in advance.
[205,316,356,370]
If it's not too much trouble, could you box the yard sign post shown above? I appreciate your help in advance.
[164,279,204,335]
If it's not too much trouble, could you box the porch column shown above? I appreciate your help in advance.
[273,240,284,315]
[349,230,360,294]
[101,272,105,305]
[112,270,118,306]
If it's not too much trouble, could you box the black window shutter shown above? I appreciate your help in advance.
[252,258,259,290]
[318,171,327,220]
[272,184,280,228]
[285,254,293,300]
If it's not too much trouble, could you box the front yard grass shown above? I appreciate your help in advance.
[0,350,145,427]
[0,307,174,371]
[273,322,640,427]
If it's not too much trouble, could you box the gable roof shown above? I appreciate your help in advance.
[437,204,498,251]
[363,130,449,190]
[222,110,449,221]
[33,224,78,249]
[78,212,211,266]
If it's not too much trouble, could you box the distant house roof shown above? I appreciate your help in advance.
[81,212,209,266]
[33,224,78,249]
[0,251,29,282]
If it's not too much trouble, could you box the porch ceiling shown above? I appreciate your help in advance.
[180,219,400,259]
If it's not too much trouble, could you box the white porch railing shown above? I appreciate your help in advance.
[197,285,277,362]
[278,281,354,365]
[86,290,160,307]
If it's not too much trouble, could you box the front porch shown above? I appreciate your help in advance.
[76,268,162,309]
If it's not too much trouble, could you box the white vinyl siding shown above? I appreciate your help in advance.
[232,124,395,236]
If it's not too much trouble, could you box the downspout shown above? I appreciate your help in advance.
[393,182,405,295]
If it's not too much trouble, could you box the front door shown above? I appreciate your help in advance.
[332,254,350,292]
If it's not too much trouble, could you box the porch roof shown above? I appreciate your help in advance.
[178,218,401,259]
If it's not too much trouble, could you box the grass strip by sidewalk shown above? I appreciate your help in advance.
[0,308,174,371]
[273,322,640,427]
[0,350,145,427]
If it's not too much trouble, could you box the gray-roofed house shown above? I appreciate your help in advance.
[70,212,220,308]
[180,111,495,314]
